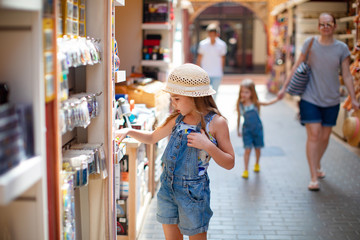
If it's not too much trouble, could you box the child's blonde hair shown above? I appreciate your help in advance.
[236,79,260,115]
[160,96,223,137]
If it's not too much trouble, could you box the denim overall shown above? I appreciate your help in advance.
[240,103,264,149]
[156,112,216,236]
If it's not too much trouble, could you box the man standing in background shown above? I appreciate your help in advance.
[197,23,227,100]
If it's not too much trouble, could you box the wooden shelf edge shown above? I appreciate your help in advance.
[0,156,43,205]
[122,138,141,148]
[117,235,128,240]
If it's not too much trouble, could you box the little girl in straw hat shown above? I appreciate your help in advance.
[116,63,235,239]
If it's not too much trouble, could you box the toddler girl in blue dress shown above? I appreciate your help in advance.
[116,63,235,239]
[236,79,278,179]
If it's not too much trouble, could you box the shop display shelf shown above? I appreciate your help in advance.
[115,0,125,7]
[0,156,42,205]
[0,0,41,10]
[337,34,355,40]
[141,60,170,68]
[338,16,356,23]
[117,235,128,240]
[142,23,171,30]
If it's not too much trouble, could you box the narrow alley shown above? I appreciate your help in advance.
[139,77,360,240]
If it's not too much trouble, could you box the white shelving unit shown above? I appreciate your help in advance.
[142,23,171,30]
[0,5,47,240]
[0,0,41,11]
[55,0,113,239]
[141,19,173,82]
[0,157,42,205]
[141,59,170,67]
[115,0,125,7]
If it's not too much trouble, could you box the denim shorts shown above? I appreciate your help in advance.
[156,172,213,236]
[242,127,264,149]
[299,99,340,127]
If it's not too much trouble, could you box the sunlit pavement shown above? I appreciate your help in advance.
[138,77,360,240]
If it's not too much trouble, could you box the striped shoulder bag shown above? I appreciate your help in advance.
[286,37,315,96]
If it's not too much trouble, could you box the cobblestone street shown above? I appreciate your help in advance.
[138,80,360,240]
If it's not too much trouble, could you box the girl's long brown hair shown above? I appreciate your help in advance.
[236,79,260,116]
[159,95,223,138]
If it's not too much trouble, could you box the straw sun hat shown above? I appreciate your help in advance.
[342,110,360,147]
[163,63,216,97]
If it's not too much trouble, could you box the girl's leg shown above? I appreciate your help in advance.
[254,148,261,172]
[189,232,207,240]
[242,148,251,178]
[162,224,183,240]
[244,148,251,171]
[255,148,261,165]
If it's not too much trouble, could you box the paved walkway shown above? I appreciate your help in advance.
[138,82,360,240]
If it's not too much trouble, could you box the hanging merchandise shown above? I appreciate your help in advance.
[57,36,102,69]
[71,92,100,118]
[61,172,76,240]
[60,92,101,134]
[114,39,120,71]
[57,0,64,37]
[43,18,55,102]
[78,0,86,37]
[63,0,81,37]
[60,97,91,133]
[62,152,89,187]
[70,143,108,179]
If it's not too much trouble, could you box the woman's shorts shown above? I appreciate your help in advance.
[299,99,340,127]
[156,173,213,236]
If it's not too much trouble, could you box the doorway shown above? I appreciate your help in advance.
[190,2,266,74]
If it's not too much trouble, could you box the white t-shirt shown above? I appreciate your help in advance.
[198,37,227,77]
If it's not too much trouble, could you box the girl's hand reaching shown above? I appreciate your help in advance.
[115,128,130,142]
[187,129,212,150]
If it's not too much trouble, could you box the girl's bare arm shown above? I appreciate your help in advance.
[115,117,176,144]
[259,97,279,106]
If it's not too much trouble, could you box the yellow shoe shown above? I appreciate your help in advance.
[242,170,249,179]
[254,164,260,172]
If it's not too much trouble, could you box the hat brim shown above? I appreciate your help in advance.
[162,86,216,97]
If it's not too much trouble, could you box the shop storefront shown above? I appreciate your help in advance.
[268,0,360,148]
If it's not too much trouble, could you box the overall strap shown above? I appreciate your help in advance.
[175,114,184,124]
[204,112,216,132]
[172,114,184,132]
[239,103,245,115]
